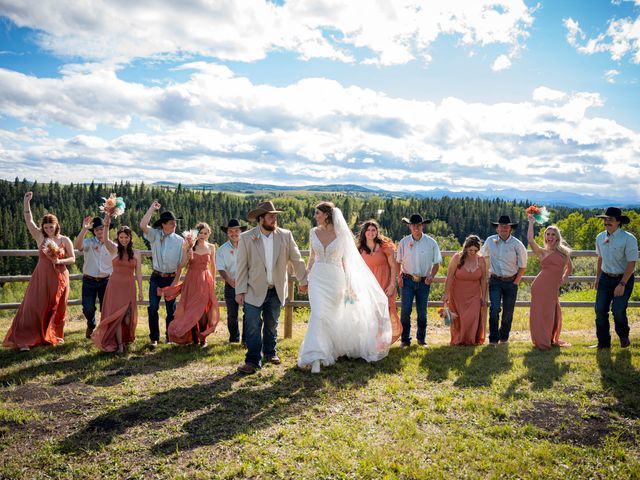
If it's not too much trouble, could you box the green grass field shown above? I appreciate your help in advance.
[1,307,639,479]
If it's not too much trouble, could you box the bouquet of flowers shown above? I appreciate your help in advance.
[42,238,64,259]
[99,193,126,218]
[438,306,457,326]
[525,205,550,225]
[182,229,199,246]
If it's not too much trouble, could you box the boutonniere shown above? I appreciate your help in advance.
[409,242,414,249]
[230,249,235,255]
[251,234,259,241]
[493,238,499,245]
[604,237,610,244]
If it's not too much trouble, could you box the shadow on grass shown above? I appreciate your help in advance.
[502,347,570,399]
[596,348,640,418]
[453,344,513,388]
[59,347,412,455]
[420,345,477,382]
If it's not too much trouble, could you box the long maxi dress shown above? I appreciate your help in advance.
[361,244,402,344]
[449,265,485,346]
[91,255,138,352]
[3,248,69,349]
[160,252,220,344]
[529,251,566,350]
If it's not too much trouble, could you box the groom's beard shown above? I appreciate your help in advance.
[261,223,276,232]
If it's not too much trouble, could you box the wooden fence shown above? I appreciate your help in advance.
[1,249,638,338]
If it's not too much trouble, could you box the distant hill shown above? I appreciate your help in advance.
[153,182,634,208]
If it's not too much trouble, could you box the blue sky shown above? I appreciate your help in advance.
[0,0,639,200]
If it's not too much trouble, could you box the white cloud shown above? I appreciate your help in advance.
[565,15,640,64]
[604,69,620,83]
[0,0,536,67]
[0,63,638,200]
[491,54,512,71]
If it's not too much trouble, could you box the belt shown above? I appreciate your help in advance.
[402,273,426,282]
[152,270,176,278]
[602,272,624,278]
[83,274,110,282]
[491,273,517,282]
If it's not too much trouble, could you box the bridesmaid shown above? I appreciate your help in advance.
[160,222,220,347]
[91,214,143,353]
[3,191,75,351]
[357,220,402,343]
[442,235,487,346]
[527,215,572,350]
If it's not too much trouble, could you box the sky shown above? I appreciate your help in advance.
[0,0,639,201]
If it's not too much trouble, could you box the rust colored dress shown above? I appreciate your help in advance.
[361,244,402,344]
[159,252,220,344]
[91,255,138,352]
[530,251,566,351]
[3,248,69,349]
[449,264,485,346]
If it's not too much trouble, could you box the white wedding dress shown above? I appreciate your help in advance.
[298,208,392,367]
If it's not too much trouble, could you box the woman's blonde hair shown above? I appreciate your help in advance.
[545,225,572,259]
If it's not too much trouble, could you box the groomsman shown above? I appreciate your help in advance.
[216,218,248,344]
[481,215,527,345]
[396,214,442,347]
[139,201,184,348]
[593,207,638,349]
[74,216,114,338]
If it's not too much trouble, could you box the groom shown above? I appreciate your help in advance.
[235,201,308,374]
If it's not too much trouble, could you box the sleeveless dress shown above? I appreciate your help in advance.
[3,247,69,349]
[298,229,391,367]
[449,263,485,346]
[361,244,402,343]
[160,252,220,344]
[529,251,566,350]
[91,256,138,352]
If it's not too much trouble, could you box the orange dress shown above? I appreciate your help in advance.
[160,252,220,344]
[91,255,138,352]
[3,248,69,349]
[361,244,402,344]
[449,265,485,346]
[529,251,565,350]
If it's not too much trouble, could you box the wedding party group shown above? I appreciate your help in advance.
[2,192,638,375]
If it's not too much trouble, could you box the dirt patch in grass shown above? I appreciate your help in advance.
[515,400,638,447]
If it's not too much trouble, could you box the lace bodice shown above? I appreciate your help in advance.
[311,229,343,267]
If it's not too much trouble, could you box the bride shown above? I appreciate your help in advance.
[298,202,393,373]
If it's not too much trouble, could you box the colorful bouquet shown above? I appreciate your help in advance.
[438,306,457,326]
[99,193,126,218]
[182,229,199,246]
[525,205,550,225]
[42,238,63,259]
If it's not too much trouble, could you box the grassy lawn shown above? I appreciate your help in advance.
[1,307,639,479]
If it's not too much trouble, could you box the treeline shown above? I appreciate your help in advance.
[0,177,638,276]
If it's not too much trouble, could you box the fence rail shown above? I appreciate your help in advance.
[1,249,638,338]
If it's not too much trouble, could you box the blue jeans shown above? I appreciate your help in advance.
[244,288,281,368]
[148,273,177,342]
[595,273,634,347]
[81,276,109,329]
[400,277,431,344]
[488,277,518,343]
[224,283,245,343]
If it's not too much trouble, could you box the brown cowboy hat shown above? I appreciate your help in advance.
[401,213,431,225]
[491,215,519,228]
[220,218,248,232]
[247,201,283,222]
[596,207,631,225]
[152,210,183,228]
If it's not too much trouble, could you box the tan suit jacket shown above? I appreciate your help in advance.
[235,226,307,307]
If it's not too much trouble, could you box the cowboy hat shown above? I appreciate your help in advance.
[491,215,519,228]
[401,213,431,225]
[221,218,248,232]
[89,216,114,233]
[596,207,631,225]
[152,210,183,228]
[247,201,283,222]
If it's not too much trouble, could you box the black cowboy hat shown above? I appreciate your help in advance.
[247,201,283,222]
[89,216,114,233]
[491,215,519,228]
[152,210,183,228]
[596,207,631,225]
[221,218,248,233]
[401,213,431,225]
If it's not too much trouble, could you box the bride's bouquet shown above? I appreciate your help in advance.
[42,238,64,259]
[99,193,126,218]
[182,229,199,247]
[438,306,457,326]
[525,205,550,225]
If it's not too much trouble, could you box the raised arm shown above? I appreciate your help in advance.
[527,214,543,257]
[74,215,93,251]
[102,213,118,254]
[22,191,43,244]
[139,200,161,234]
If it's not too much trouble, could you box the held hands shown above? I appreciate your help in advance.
[138,290,144,302]
[384,283,396,297]
[298,284,308,294]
